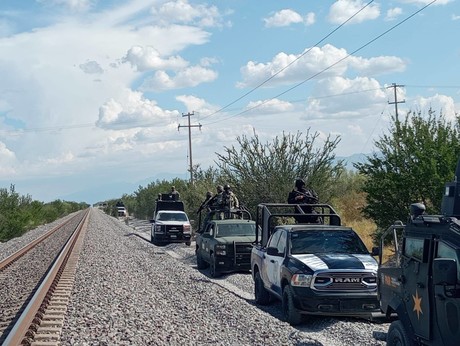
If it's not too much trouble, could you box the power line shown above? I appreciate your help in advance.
[198,0,376,122]
[202,0,439,126]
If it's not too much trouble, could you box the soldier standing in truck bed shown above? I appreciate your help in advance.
[222,184,239,210]
[288,178,319,223]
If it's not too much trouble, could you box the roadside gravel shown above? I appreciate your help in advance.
[61,209,389,345]
[6,208,389,345]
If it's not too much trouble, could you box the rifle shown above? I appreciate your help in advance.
[296,189,319,203]
[196,195,216,214]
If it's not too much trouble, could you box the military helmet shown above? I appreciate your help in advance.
[217,185,224,193]
[224,184,231,191]
[206,191,212,198]
[295,178,305,189]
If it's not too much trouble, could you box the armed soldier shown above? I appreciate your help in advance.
[288,178,320,223]
[222,184,239,209]
[196,191,213,214]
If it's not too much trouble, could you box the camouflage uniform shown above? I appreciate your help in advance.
[222,185,239,210]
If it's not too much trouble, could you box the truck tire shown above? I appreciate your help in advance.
[254,271,270,305]
[282,285,302,326]
[185,241,191,246]
[387,320,412,346]
[196,251,208,269]
[209,253,220,278]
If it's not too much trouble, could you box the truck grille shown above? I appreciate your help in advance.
[313,272,377,291]
[234,242,253,266]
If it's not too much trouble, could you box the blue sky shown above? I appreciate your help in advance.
[0,0,458,204]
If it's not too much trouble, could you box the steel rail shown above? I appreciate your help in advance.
[3,208,90,345]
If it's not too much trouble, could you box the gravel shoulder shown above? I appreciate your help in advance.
[17,208,389,345]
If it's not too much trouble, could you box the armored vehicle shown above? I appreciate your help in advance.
[251,203,380,325]
[377,158,460,345]
[195,208,256,277]
[150,194,192,246]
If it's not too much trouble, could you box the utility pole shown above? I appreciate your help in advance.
[388,83,405,123]
[388,83,405,153]
[178,111,202,184]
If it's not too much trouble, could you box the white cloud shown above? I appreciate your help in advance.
[96,89,179,129]
[139,65,218,91]
[175,94,218,116]
[264,9,316,28]
[37,0,94,12]
[245,99,295,114]
[0,141,17,176]
[305,12,316,26]
[150,0,225,28]
[238,44,406,88]
[264,9,303,27]
[452,14,460,20]
[122,46,189,72]
[303,76,388,119]
[238,45,349,88]
[385,7,403,21]
[409,94,458,121]
[328,0,380,24]
[348,55,407,75]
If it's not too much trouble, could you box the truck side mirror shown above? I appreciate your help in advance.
[371,247,380,256]
[433,258,458,285]
[150,219,155,223]
[267,247,281,256]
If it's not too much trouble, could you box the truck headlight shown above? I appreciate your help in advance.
[155,225,164,233]
[291,274,312,287]
[183,224,191,233]
[215,244,227,256]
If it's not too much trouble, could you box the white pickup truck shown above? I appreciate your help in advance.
[150,197,192,246]
[250,203,380,325]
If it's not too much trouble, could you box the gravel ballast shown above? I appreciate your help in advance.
[33,209,389,345]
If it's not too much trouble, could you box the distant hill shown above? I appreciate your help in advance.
[337,153,370,170]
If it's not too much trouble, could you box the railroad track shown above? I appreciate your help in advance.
[0,209,90,345]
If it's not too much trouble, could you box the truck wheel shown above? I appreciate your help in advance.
[185,241,191,246]
[209,254,220,278]
[282,285,302,326]
[196,251,208,269]
[254,272,270,305]
[387,320,411,346]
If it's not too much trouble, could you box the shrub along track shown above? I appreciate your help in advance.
[0,209,89,345]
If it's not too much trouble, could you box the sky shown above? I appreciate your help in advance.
[0,0,459,205]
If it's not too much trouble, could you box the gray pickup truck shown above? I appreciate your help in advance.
[251,203,380,325]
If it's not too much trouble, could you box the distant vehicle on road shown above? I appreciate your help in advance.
[150,194,192,246]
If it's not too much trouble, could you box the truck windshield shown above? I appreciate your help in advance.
[157,213,188,222]
[216,223,256,237]
[290,230,369,255]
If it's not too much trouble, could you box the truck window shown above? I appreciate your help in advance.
[267,230,282,248]
[277,231,287,255]
[403,237,424,261]
[290,230,368,255]
[436,242,460,281]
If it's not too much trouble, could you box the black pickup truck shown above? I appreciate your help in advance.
[251,203,380,325]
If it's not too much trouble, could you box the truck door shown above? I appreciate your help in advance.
[265,230,286,296]
[433,241,460,346]
[402,236,431,341]
[201,223,214,262]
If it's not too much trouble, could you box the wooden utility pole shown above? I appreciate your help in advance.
[388,83,405,122]
[178,111,202,184]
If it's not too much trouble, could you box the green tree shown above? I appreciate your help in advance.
[214,130,344,217]
[355,109,460,241]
